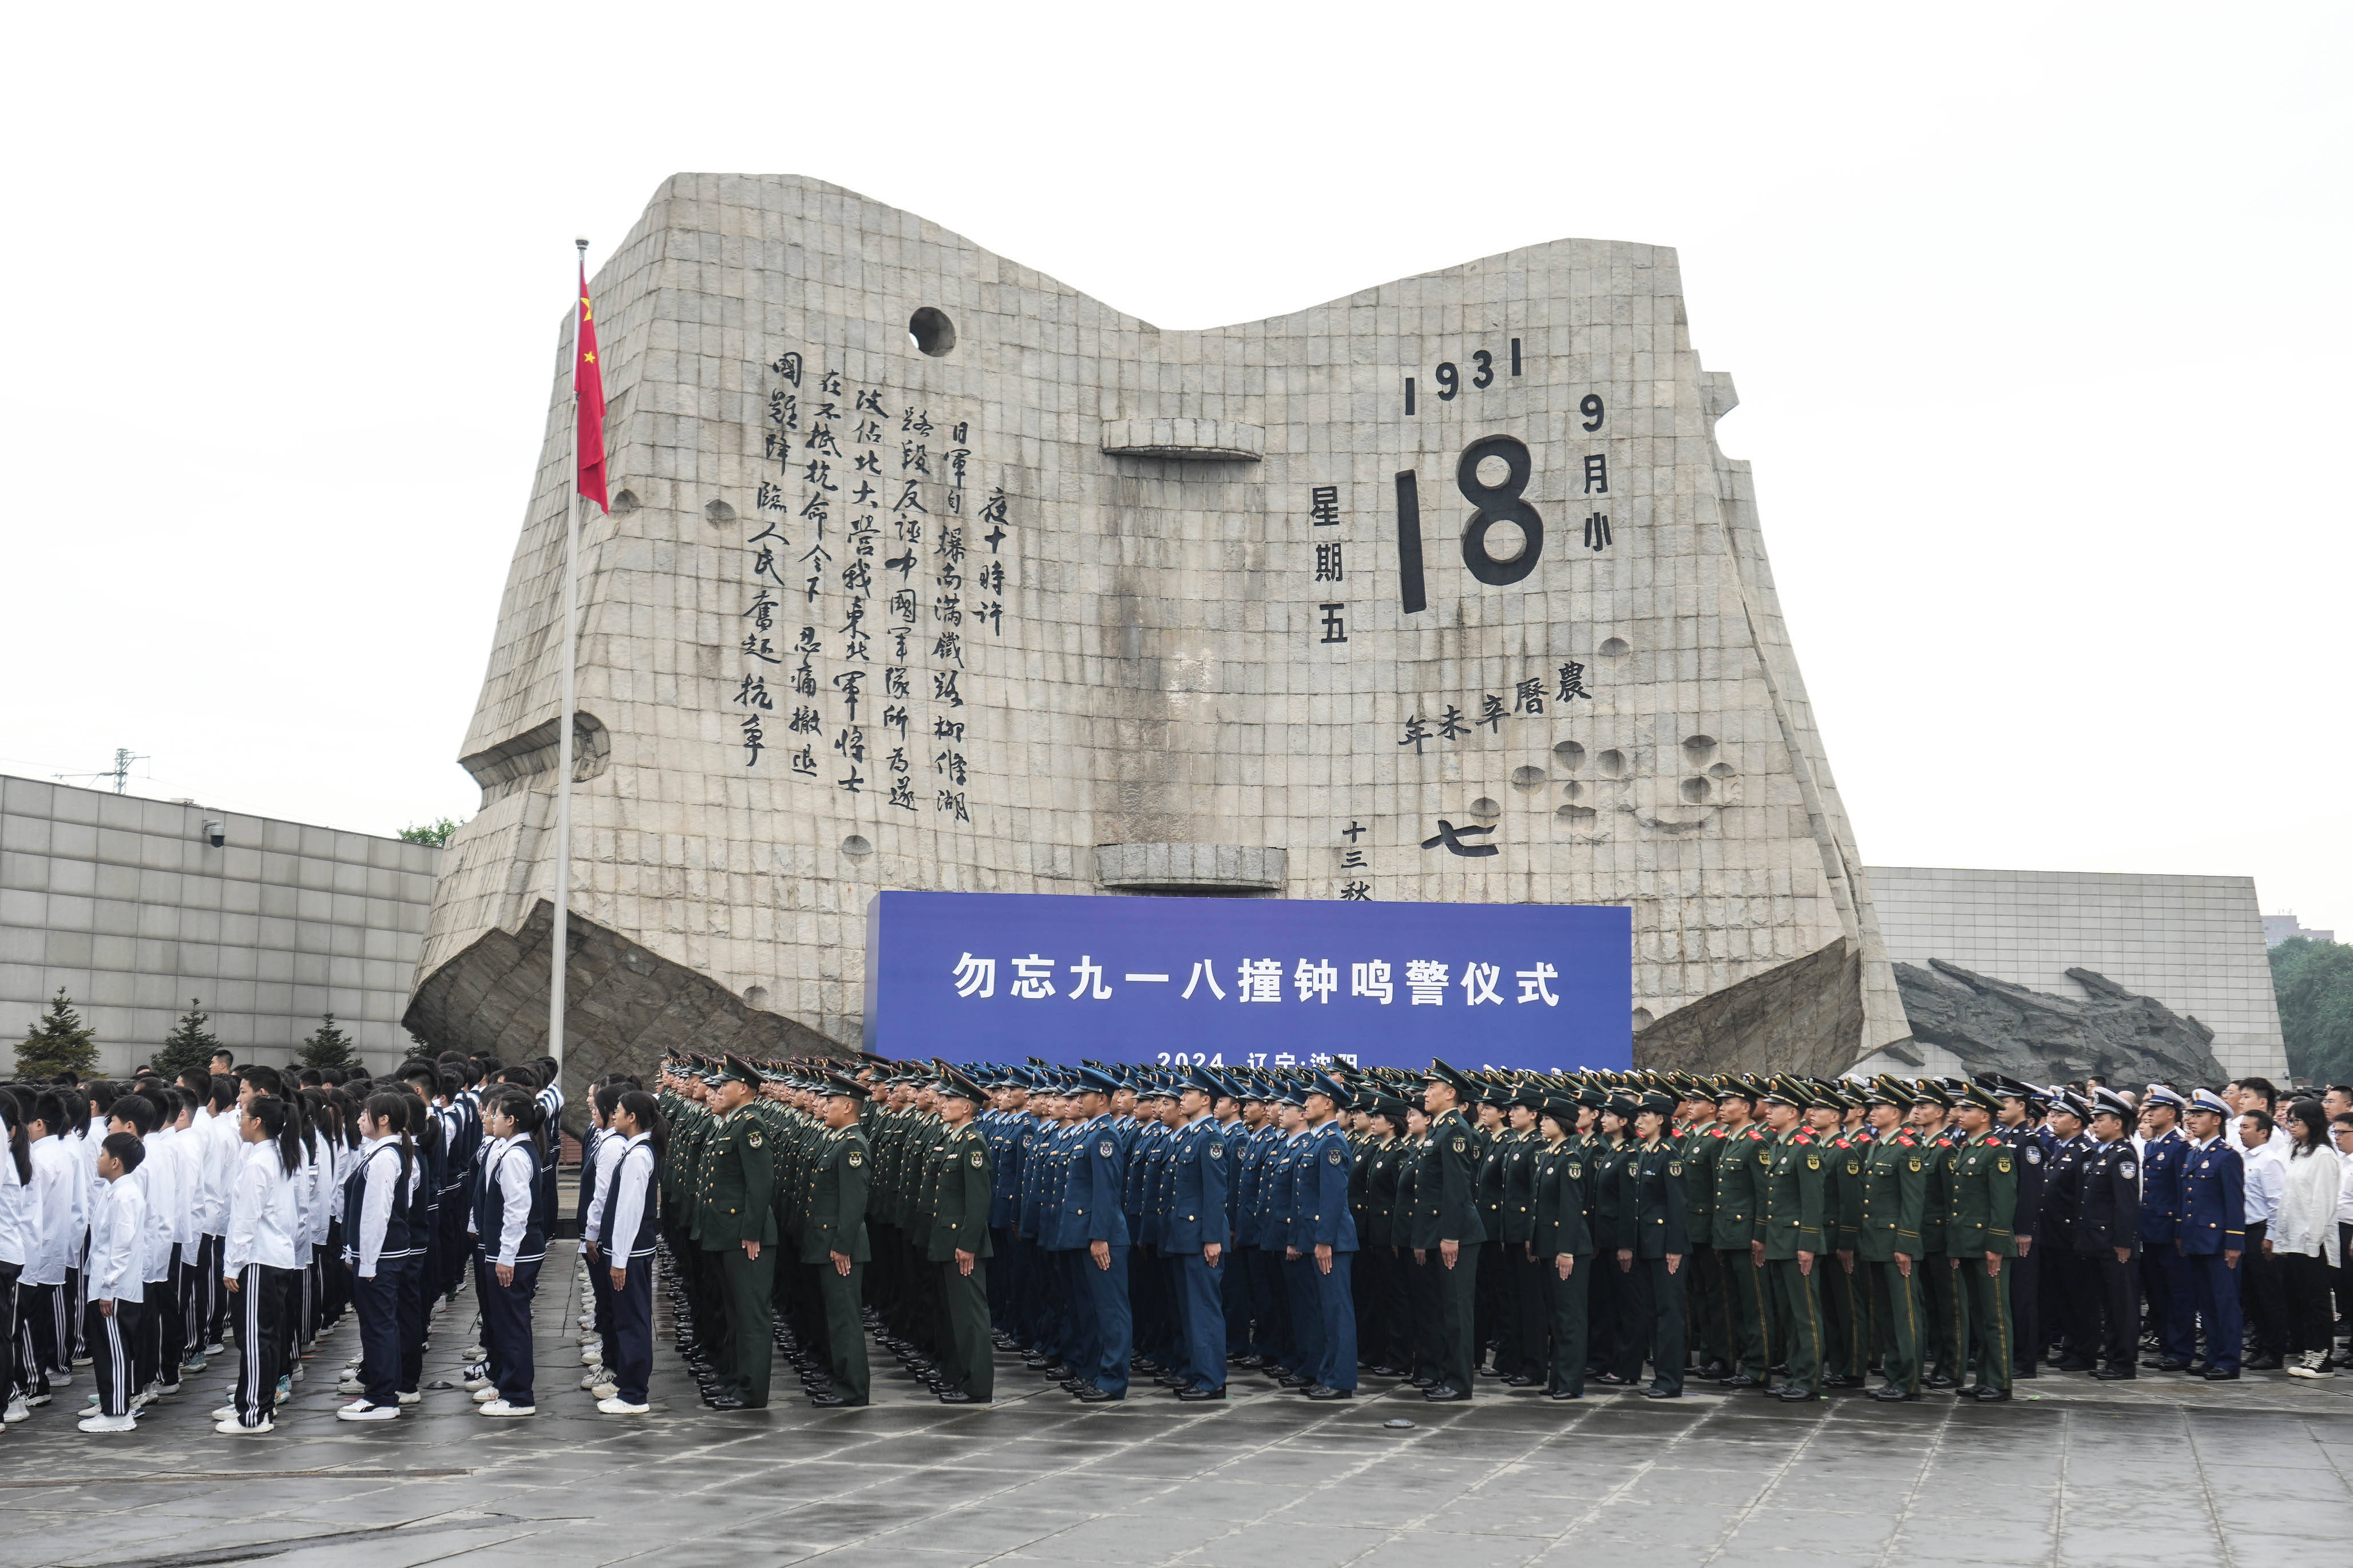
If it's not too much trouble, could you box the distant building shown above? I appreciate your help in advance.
[1,776,441,1077]
[1865,867,2287,1081]
[2263,914,2335,948]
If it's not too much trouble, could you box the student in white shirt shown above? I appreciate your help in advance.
[2237,1110,2291,1369]
[80,1132,148,1434]
[15,1091,81,1416]
[0,1095,29,1428]
[465,1090,547,1418]
[193,1074,242,1362]
[2273,1100,2343,1378]
[218,1099,304,1435]
[336,1094,419,1422]
[590,1091,663,1416]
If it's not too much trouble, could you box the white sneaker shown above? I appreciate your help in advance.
[336,1400,399,1422]
[591,1382,617,1400]
[336,1379,365,1395]
[2,1398,29,1424]
[396,1390,421,1406]
[131,1392,156,1410]
[71,1355,92,1368]
[46,1369,70,1386]
[78,1413,137,1433]
[204,1343,224,1356]
[478,1399,536,1418]
[215,1417,274,1435]
[472,1387,500,1403]
[597,1397,649,1415]
[579,1372,604,1390]
[290,1365,305,1383]
[212,1406,238,1420]
[463,1374,493,1391]
[581,1348,603,1364]
[461,1343,486,1358]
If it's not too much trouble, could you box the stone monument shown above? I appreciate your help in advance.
[404,173,1910,1086]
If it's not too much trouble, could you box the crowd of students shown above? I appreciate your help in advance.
[0,1050,658,1436]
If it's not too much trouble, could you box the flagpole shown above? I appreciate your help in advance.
[552,237,587,1081]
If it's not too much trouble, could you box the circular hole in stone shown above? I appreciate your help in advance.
[1552,740,1586,771]
[1556,804,1597,823]
[704,499,736,525]
[1682,735,1718,764]
[909,307,957,357]
[1708,761,1735,779]
[841,834,874,858]
[1476,453,1512,488]
[1467,797,1501,820]
[1560,780,1583,800]
[1479,518,1527,562]
[611,489,640,515]
[1679,776,1712,804]
[1599,637,1630,657]
[1595,748,1627,777]
[743,985,769,1010]
[1509,765,1547,791]
[1631,1006,1655,1032]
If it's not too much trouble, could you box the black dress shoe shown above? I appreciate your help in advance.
[2245,1353,2283,1371]
[1278,1374,1315,1389]
[1773,1387,1820,1402]
[1720,1374,1760,1390]
[1263,1364,1293,1380]
[1368,1365,1405,1379]
[1421,1384,1470,1401]
[1074,1385,1122,1403]
[1547,1388,1583,1400]
[1408,1375,1438,1389]
[1697,1360,1729,1380]
[1642,1386,1680,1399]
[2052,1359,2095,1374]
[1820,1374,1852,1389]
[1970,1386,2012,1402]
[1593,1372,1633,1387]
[702,1393,749,1410]
[936,1389,985,1404]
[1305,1384,1352,1400]
[808,1392,866,1407]
[1922,1373,1955,1388]
[1231,1355,1265,1369]
[1869,1385,1920,1402]
[1174,1385,1226,1402]
[2203,1368,2240,1380]
[2142,1358,2192,1372]
[2093,1367,2135,1381]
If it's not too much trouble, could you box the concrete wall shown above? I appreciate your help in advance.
[1865,866,2287,1079]
[0,776,442,1078]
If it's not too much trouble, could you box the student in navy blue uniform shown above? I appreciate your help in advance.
[468,1089,547,1417]
[2178,1089,2247,1379]
[336,1093,417,1421]
[1158,1066,1230,1400]
[2074,1089,2142,1379]
[1045,1065,1130,1401]
[1295,1073,1359,1399]
[593,1091,663,1415]
[2136,1085,2196,1372]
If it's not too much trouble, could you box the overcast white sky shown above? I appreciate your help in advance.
[5,3,2345,927]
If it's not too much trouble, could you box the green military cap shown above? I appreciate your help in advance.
[1538,1095,1582,1124]
[1808,1082,1848,1112]
[1637,1090,1677,1117]
[939,1066,989,1105]
[1860,1074,1911,1108]
[1954,1082,2003,1115]
[820,1070,871,1101]
[1759,1076,1807,1110]
[1425,1058,1478,1097]
[1910,1080,1952,1110]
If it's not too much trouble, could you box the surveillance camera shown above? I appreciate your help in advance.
[204,821,225,849]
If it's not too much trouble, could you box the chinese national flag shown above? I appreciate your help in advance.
[575,261,608,512]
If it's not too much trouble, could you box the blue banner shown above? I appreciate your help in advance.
[862,891,1631,1072]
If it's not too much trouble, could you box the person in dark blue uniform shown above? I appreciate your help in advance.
[2037,1091,2094,1371]
[1296,1072,1358,1399]
[1992,1079,2052,1382]
[1045,1065,1131,1402]
[2178,1088,2247,1379]
[2136,1085,2196,1372]
[2074,1088,2142,1379]
[1159,1066,1230,1401]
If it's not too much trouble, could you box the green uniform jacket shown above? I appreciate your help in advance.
[1946,1131,2019,1259]
[801,1125,873,1264]
[1710,1124,1771,1250]
[1679,1120,1722,1242]
[1532,1139,1593,1257]
[1405,1109,1486,1248]
[1853,1128,1928,1263]
[1621,1136,1692,1258]
[1755,1128,1827,1260]
[1828,1129,1867,1252]
[695,1105,779,1249]
[1917,1127,1960,1256]
[1499,1129,1540,1245]
[925,1122,992,1262]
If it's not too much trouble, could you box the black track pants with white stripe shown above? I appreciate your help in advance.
[84,1297,142,1418]
[231,1265,294,1428]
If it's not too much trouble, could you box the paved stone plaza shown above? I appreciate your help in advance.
[6,1240,2348,1568]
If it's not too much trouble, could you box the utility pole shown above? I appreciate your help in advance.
[54,748,149,793]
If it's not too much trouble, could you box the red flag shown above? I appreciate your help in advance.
[575,261,608,512]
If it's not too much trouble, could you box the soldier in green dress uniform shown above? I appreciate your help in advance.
[696,1055,778,1410]
[1909,1083,1968,1388]
[1709,1082,1773,1388]
[1946,1083,2019,1400]
[804,1071,874,1407]
[926,1067,995,1403]
[1531,1095,1593,1399]
[1853,1076,1929,1400]
[1411,1059,1486,1400]
[1753,1078,1829,1401]
[1675,1080,1727,1380]
[1618,1090,1690,1398]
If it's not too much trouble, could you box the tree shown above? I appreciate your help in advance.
[298,1012,361,1072]
[2269,936,2353,1086]
[151,998,221,1079]
[16,989,100,1081]
[398,817,465,847]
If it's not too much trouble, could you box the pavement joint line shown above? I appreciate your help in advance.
[2042,1408,2070,1568]
[1692,1395,1846,1566]
[60,1512,529,1568]
[2180,1404,2240,1568]
[1867,1384,1955,1568]
[0,1468,476,1489]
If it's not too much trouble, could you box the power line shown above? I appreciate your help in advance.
[53,747,150,794]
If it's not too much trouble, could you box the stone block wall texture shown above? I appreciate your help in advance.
[406,172,1910,1075]
[1,776,440,1077]
[1865,866,2287,1079]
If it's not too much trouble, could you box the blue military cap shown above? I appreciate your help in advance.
[1179,1063,1222,1098]
[1306,1070,1348,1104]
[1072,1063,1121,1096]
[1271,1081,1308,1108]
[2188,1087,2232,1116]
[2089,1087,2133,1119]
[2051,1090,2090,1120]
[2144,1084,2188,1112]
